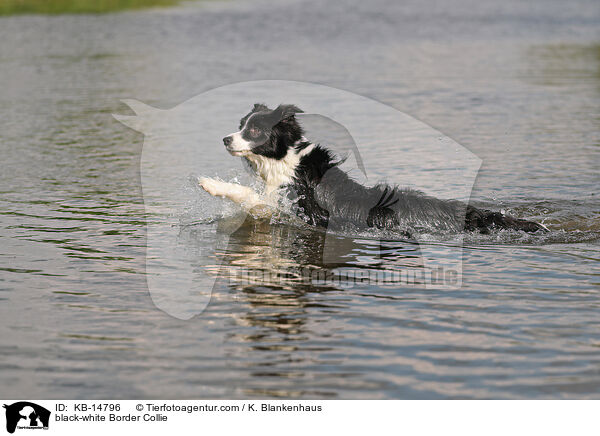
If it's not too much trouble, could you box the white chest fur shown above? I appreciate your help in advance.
[245,144,314,194]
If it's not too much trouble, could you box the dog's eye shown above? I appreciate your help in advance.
[248,127,261,138]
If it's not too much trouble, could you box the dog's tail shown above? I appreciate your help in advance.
[465,205,548,233]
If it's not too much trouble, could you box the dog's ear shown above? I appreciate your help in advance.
[252,103,269,113]
[240,103,270,129]
[274,104,303,122]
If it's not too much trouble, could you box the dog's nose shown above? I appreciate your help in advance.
[223,136,233,147]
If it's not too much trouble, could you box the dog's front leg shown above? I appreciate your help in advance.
[199,177,265,210]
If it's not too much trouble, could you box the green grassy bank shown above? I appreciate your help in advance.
[0,0,182,15]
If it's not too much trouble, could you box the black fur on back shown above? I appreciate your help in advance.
[290,145,547,234]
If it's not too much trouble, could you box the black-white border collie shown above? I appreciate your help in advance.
[199,103,547,235]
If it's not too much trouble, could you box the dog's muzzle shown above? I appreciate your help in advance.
[223,135,238,154]
[222,133,250,156]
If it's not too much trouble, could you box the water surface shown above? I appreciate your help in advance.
[0,0,599,399]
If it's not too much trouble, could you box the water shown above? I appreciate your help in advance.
[0,0,599,399]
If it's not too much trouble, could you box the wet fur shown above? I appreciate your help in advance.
[200,103,547,235]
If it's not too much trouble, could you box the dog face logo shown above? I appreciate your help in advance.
[114,80,482,319]
[3,402,50,434]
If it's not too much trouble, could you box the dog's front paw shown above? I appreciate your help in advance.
[199,177,226,197]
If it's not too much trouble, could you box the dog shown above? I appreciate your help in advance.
[199,103,547,235]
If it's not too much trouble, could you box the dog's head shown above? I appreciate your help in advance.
[223,103,304,159]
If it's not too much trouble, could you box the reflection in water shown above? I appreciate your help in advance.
[212,217,425,293]
[193,218,425,394]
[524,43,600,88]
